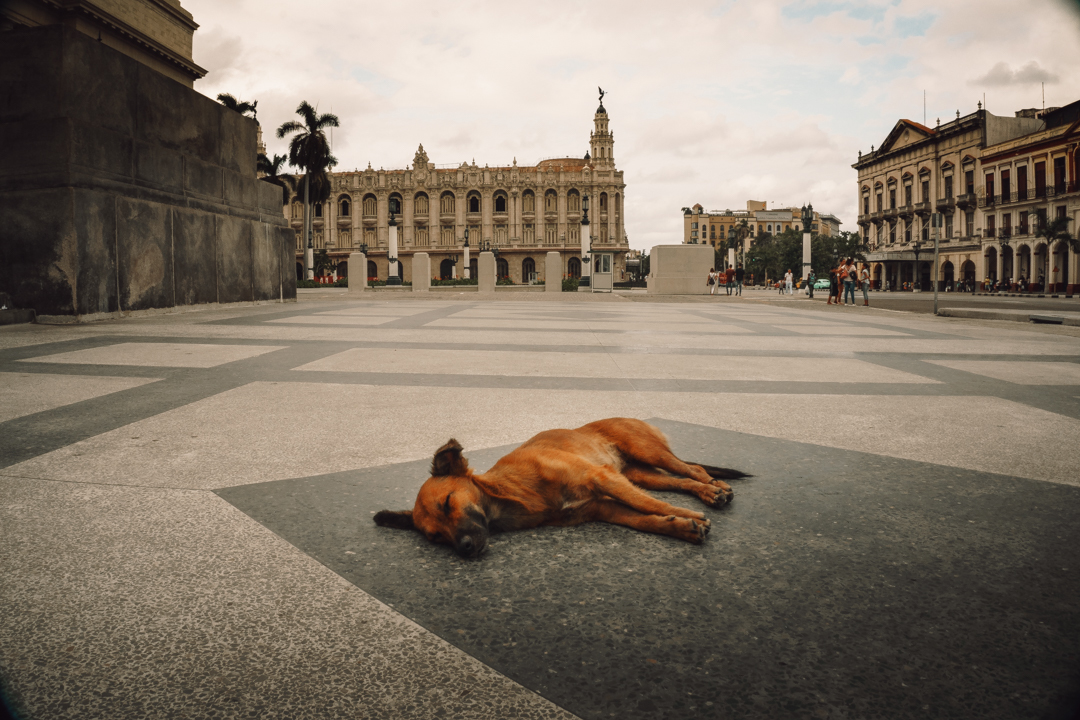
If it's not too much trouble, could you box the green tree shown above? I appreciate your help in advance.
[216,93,257,118]
[312,249,337,278]
[810,231,868,276]
[257,153,296,206]
[277,102,340,279]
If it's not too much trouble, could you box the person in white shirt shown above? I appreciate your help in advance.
[784,269,793,295]
[707,268,719,295]
[859,264,871,306]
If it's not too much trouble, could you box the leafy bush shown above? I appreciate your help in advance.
[562,277,580,292]
[497,277,516,285]
[432,278,478,286]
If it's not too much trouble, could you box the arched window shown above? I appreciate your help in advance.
[614,193,621,216]
[468,193,481,214]
[567,190,581,213]
[440,192,455,215]
[367,260,377,280]
[292,202,302,219]
[339,197,350,216]
[494,194,507,213]
[389,192,403,218]
[362,194,377,217]
[545,190,557,212]
[314,203,323,218]
[567,257,581,278]
[522,190,535,213]
[439,259,455,280]
[599,193,608,211]
[296,262,304,281]
[414,193,429,216]
[337,261,348,277]
[522,257,536,282]
[496,258,509,278]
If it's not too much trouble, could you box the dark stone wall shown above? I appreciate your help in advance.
[0,24,295,318]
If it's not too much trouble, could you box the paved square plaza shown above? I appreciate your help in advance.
[2,292,1079,719]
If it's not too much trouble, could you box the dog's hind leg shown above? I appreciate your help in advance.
[585,466,705,520]
[586,500,710,544]
[622,464,732,508]
[600,419,749,487]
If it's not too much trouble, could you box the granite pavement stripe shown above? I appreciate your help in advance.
[0,477,579,720]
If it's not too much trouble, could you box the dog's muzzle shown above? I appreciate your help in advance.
[454,507,489,558]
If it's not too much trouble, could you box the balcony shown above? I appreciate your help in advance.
[985,227,996,238]
[883,207,899,221]
[869,210,885,225]
[898,204,915,220]
[914,200,933,217]
[336,215,351,228]
[956,193,977,209]
[936,197,956,211]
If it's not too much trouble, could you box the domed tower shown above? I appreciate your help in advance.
[589,89,615,168]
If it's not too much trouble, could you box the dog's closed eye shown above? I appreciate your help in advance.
[442,494,453,515]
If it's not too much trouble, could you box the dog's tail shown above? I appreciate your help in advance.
[693,463,752,480]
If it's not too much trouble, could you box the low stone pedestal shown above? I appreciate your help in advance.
[412,253,431,292]
[349,253,367,294]
[546,252,561,292]
[646,245,714,295]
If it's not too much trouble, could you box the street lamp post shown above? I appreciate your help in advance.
[801,203,813,292]
[931,213,942,314]
[912,239,923,291]
[580,194,591,287]
[463,227,470,280]
[387,197,402,285]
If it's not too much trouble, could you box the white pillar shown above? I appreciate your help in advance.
[802,231,811,282]
[464,243,470,280]
[387,222,400,284]
[581,220,592,286]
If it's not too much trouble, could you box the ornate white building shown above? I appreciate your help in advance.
[286,101,628,284]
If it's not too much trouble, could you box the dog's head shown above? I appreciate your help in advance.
[373,439,490,558]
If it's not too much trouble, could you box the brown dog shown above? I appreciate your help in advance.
[374,418,748,557]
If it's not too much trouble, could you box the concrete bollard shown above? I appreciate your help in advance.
[412,253,430,292]
[546,252,561,292]
[478,251,496,292]
[349,252,367,293]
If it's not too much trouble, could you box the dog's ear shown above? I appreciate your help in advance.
[431,438,469,476]
[373,510,415,530]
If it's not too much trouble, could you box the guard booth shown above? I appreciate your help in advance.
[592,252,614,292]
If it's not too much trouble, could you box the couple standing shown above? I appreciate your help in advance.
[707,266,743,296]
[827,258,870,306]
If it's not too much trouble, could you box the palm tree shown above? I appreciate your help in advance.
[277,102,339,280]
[1034,216,1074,291]
[216,93,257,119]
[257,153,296,206]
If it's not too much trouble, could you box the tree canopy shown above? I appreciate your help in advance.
[216,94,256,119]
[276,101,339,177]
[257,153,295,206]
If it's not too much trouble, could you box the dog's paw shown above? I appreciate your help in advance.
[697,484,733,508]
[668,516,710,543]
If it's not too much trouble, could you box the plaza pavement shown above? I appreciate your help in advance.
[2,291,1080,719]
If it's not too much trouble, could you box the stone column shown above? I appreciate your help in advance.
[478,251,496,292]
[546,251,561,292]
[348,252,367,294]
[413,253,430,292]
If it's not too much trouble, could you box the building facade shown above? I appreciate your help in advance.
[853,102,1080,292]
[286,103,628,285]
[682,200,841,251]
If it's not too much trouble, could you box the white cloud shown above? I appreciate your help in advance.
[185,0,1080,250]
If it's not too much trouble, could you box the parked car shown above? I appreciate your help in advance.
[813,278,830,289]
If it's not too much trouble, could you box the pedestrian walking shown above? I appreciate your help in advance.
[735,264,745,296]
[707,268,718,295]
[827,266,839,305]
[859,263,870,306]
[807,270,816,299]
[784,269,793,295]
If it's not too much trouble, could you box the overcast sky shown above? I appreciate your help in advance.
[187,0,1080,251]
